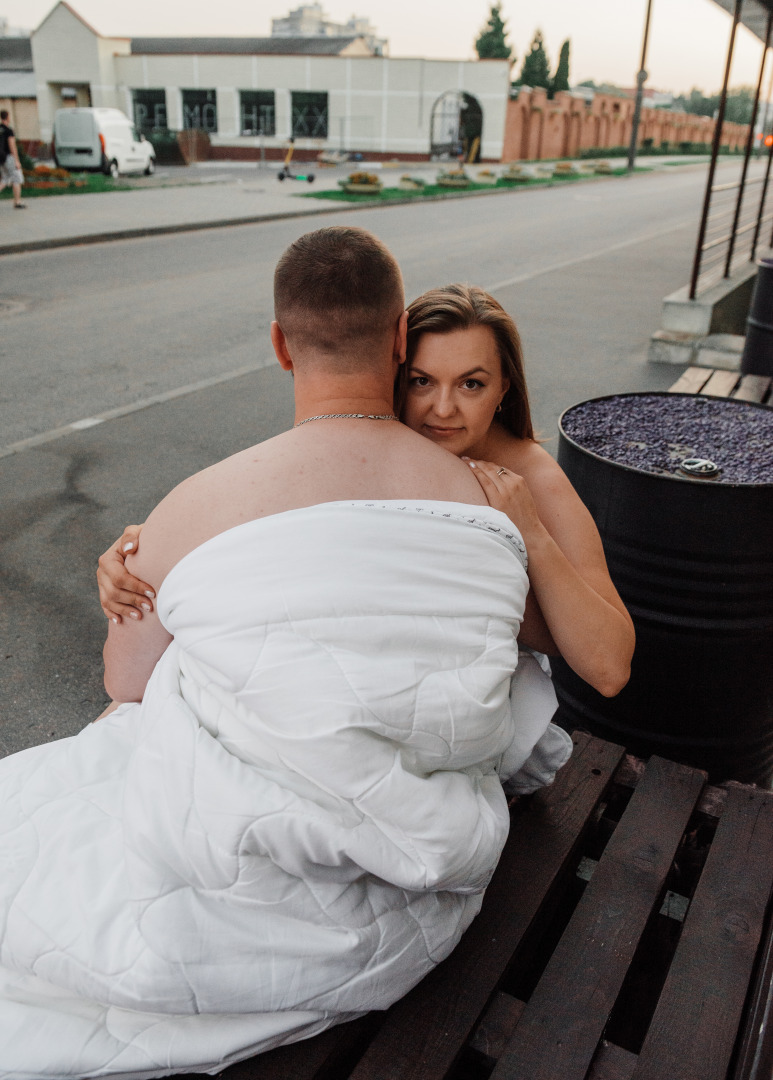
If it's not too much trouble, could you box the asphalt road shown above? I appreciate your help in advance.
[1,165,708,754]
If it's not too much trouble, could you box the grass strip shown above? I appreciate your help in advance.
[5,174,130,199]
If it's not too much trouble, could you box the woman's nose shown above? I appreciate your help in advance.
[433,390,456,417]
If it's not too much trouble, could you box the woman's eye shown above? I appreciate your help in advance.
[409,376,429,387]
[463,379,484,390]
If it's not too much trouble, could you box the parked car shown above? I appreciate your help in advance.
[52,108,156,177]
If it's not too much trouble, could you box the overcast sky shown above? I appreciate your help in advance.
[3,0,770,96]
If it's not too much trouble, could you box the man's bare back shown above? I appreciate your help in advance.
[135,421,487,589]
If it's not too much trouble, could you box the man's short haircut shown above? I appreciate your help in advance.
[274,227,404,368]
[0,111,8,121]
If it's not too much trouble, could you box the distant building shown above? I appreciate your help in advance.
[271,3,388,57]
[30,2,508,160]
[0,33,38,139]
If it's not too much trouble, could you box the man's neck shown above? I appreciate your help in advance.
[292,377,397,427]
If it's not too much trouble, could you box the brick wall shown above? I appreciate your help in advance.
[502,87,748,162]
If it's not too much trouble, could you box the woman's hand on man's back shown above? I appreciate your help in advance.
[97,524,153,623]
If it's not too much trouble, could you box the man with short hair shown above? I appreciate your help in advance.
[0,109,25,208]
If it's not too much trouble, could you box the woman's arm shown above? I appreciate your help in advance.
[466,454,634,698]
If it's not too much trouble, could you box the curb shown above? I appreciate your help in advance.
[0,206,349,256]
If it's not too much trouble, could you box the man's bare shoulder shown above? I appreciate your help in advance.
[129,432,291,586]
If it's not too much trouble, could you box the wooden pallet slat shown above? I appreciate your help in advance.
[700,370,740,398]
[733,374,772,404]
[490,756,706,1080]
[587,1041,639,1080]
[631,785,773,1080]
[347,733,625,1080]
[668,367,713,395]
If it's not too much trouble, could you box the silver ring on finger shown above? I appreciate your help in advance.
[496,467,507,476]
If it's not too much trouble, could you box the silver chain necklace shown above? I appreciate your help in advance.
[294,412,399,427]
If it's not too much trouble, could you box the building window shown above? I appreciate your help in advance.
[240,91,275,136]
[133,89,167,131]
[291,91,328,138]
[182,89,218,132]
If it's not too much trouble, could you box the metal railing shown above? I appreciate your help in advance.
[689,0,773,299]
[691,162,773,295]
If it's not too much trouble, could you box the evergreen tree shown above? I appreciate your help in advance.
[518,30,550,90]
[475,4,513,62]
[550,39,571,98]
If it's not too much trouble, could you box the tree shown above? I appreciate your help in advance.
[518,30,550,90]
[672,85,755,125]
[550,39,571,98]
[475,4,513,62]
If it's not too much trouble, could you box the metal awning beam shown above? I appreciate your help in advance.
[709,0,773,41]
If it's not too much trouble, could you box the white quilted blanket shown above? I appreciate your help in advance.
[0,500,570,1079]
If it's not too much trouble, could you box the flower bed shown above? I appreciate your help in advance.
[339,170,383,194]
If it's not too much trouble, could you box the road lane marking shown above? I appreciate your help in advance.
[0,358,274,459]
[484,221,692,293]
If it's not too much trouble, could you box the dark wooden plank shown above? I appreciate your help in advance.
[632,785,773,1080]
[587,1041,638,1080]
[668,367,713,394]
[733,913,773,1080]
[701,370,740,398]
[468,992,525,1062]
[347,733,626,1080]
[490,756,706,1080]
[733,374,772,404]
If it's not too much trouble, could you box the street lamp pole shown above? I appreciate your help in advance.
[628,0,654,172]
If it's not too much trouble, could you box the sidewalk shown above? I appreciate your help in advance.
[0,161,359,254]
[0,156,709,256]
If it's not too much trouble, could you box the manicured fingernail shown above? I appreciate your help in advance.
[144,590,155,599]
[140,602,151,612]
[110,616,118,624]
[128,610,139,619]
[461,456,470,461]
[467,461,476,468]
[122,542,134,552]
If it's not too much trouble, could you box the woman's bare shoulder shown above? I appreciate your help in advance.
[491,434,568,486]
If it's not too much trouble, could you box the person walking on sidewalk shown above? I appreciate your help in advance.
[0,110,26,209]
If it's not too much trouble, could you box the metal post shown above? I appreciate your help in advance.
[724,11,772,276]
[689,0,744,300]
[627,0,654,172]
[752,31,773,256]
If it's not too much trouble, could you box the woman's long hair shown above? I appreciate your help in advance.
[398,284,534,440]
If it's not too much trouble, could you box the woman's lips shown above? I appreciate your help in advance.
[424,425,463,438]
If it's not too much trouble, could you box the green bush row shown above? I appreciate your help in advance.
[579,140,740,158]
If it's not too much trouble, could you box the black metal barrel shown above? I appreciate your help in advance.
[553,392,773,784]
[741,257,773,377]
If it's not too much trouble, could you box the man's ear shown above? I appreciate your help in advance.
[394,310,408,366]
[271,321,294,371]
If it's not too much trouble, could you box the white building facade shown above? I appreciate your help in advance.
[31,2,511,161]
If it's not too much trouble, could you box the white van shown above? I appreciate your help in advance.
[53,108,156,177]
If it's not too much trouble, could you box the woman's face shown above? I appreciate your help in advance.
[402,325,509,457]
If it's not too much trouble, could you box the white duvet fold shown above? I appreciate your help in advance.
[0,500,570,1079]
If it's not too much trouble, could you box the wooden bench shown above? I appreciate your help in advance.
[668,367,772,404]
[175,732,773,1080]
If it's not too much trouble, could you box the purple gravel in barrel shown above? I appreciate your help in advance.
[561,393,773,485]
